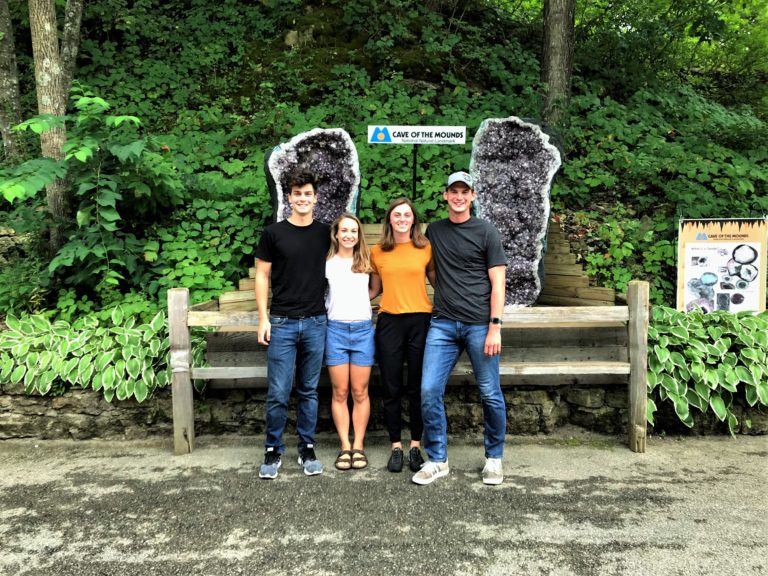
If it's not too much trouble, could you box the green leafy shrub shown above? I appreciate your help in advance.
[556,82,766,306]
[564,204,676,304]
[0,257,49,316]
[559,84,768,217]
[0,307,205,402]
[1,88,185,295]
[648,306,768,434]
[51,289,161,325]
[147,196,264,303]
[0,216,49,315]
[78,0,273,126]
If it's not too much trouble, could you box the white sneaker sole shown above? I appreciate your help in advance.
[482,475,504,485]
[411,467,449,485]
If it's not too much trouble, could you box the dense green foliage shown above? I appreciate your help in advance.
[648,307,768,434]
[1,0,767,412]
[575,0,768,113]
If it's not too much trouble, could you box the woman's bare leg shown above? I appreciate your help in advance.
[349,364,371,450]
[328,364,352,450]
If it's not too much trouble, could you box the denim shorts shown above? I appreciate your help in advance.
[325,320,375,367]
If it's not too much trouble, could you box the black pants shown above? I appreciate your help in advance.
[375,312,431,444]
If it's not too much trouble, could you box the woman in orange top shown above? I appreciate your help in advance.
[370,197,433,473]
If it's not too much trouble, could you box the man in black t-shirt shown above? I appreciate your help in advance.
[413,171,508,487]
[254,170,330,479]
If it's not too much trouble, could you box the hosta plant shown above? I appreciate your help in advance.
[648,306,768,434]
[0,307,204,402]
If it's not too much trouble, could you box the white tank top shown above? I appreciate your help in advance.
[325,255,372,321]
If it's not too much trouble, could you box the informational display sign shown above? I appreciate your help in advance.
[367,125,466,145]
[677,218,768,313]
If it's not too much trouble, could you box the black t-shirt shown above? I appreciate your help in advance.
[254,219,331,317]
[426,217,507,324]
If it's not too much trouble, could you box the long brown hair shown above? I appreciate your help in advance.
[327,212,373,273]
[379,197,429,252]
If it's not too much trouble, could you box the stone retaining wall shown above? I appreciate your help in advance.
[2,382,765,441]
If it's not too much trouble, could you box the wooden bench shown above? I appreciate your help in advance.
[168,281,649,456]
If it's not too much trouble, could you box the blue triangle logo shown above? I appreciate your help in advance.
[371,126,392,143]
[696,232,708,241]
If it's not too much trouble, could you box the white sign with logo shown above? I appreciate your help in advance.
[368,125,466,145]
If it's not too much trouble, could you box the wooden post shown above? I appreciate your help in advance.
[627,280,649,453]
[168,288,194,455]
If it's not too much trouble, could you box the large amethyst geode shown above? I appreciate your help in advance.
[470,117,562,307]
[266,128,360,224]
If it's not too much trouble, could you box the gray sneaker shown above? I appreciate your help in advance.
[259,447,281,480]
[298,444,323,476]
[482,457,504,485]
[411,460,449,485]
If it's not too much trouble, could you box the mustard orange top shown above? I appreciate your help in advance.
[371,242,433,314]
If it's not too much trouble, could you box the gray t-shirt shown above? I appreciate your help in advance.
[426,217,507,324]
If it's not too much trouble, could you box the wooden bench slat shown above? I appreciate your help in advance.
[193,360,631,381]
[192,366,267,379]
[502,307,629,323]
[188,311,260,327]
[498,361,631,375]
[536,295,615,307]
[207,374,629,390]
[446,361,631,376]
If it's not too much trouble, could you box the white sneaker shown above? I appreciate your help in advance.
[482,457,504,485]
[412,460,449,485]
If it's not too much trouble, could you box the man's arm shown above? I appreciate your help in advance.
[485,265,506,356]
[255,259,272,345]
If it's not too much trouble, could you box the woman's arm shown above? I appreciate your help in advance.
[369,272,382,300]
[426,257,436,287]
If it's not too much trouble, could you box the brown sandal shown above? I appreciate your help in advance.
[350,449,368,470]
[335,450,353,470]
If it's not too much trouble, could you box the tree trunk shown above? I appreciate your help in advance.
[61,0,84,93]
[542,0,576,127]
[28,0,83,253]
[0,0,22,160]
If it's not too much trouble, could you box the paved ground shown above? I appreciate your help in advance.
[1,429,766,576]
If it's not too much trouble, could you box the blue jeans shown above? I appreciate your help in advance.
[265,314,327,454]
[421,318,506,462]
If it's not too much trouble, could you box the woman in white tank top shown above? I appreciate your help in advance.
[325,213,376,470]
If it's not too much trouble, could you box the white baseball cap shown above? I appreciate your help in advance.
[447,171,472,188]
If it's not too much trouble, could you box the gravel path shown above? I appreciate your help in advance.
[1,431,766,576]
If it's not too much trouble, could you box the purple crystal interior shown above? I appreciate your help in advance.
[470,117,562,307]
[267,128,360,224]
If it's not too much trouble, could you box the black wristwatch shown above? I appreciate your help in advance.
[490,317,503,325]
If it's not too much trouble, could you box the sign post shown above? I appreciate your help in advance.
[368,125,467,198]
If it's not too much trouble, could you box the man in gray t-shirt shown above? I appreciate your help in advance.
[413,171,508,487]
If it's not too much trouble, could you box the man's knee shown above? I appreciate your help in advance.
[420,378,444,404]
